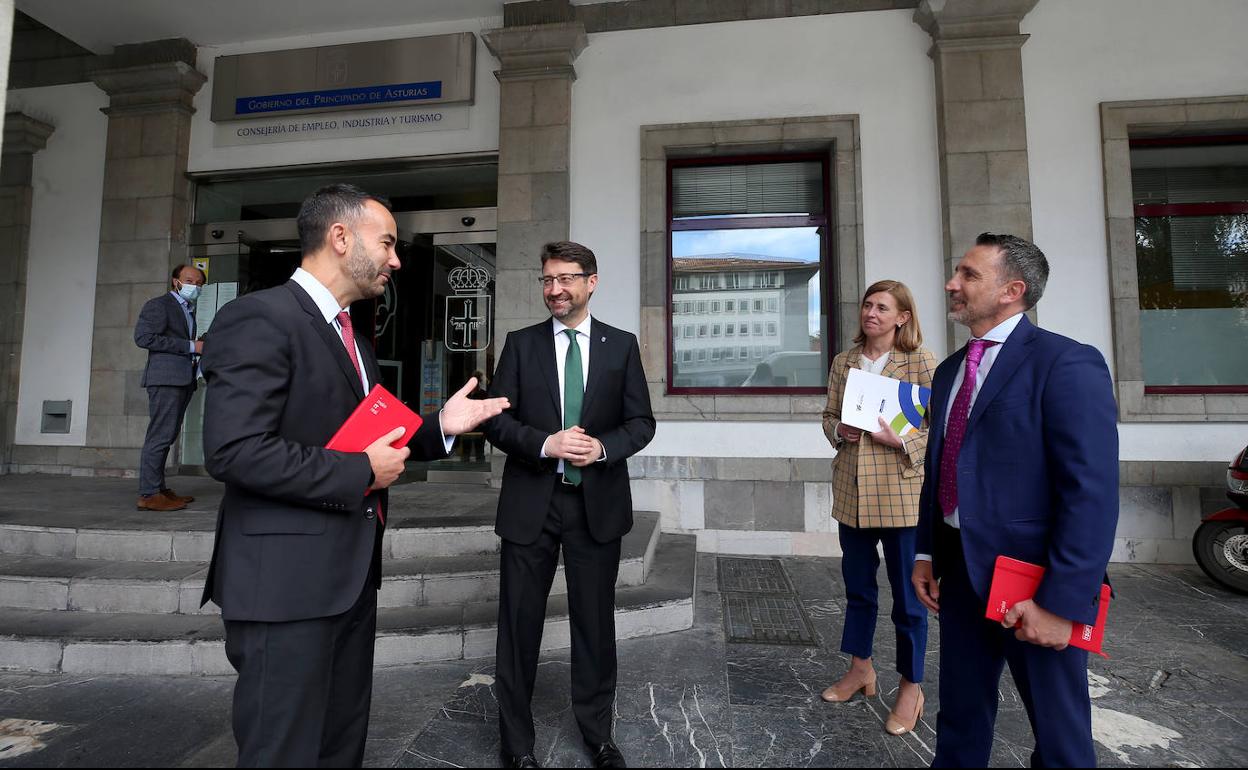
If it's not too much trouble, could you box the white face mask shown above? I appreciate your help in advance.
[177,282,201,302]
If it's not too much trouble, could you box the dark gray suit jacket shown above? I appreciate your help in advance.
[134,293,196,388]
[199,280,448,623]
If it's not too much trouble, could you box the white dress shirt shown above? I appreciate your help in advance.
[291,267,452,453]
[291,268,369,393]
[916,312,1024,561]
[540,315,606,470]
[858,350,890,375]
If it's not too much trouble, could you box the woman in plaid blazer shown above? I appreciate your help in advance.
[819,280,937,737]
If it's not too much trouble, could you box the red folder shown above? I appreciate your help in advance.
[985,555,1111,657]
[326,385,422,453]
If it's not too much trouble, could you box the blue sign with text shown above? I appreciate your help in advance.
[235,81,444,115]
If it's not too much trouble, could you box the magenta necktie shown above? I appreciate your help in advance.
[938,339,999,517]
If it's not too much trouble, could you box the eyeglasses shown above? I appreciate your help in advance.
[538,273,593,288]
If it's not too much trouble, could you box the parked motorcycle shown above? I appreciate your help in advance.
[1193,444,1248,594]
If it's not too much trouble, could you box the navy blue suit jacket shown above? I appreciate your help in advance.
[916,315,1119,626]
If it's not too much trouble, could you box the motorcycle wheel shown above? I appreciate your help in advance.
[1193,519,1248,595]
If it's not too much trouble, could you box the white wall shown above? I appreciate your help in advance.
[568,11,944,458]
[8,83,108,445]
[187,16,502,173]
[1023,0,1248,463]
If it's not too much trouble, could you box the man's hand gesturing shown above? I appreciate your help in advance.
[440,377,510,436]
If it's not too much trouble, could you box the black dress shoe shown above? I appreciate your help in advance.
[586,741,627,768]
[500,752,541,768]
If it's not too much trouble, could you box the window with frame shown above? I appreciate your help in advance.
[1131,136,1248,391]
[668,155,830,393]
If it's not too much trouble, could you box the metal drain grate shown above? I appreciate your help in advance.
[717,557,795,594]
[723,594,818,646]
[717,557,817,647]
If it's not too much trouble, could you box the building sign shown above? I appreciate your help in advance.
[211,32,475,122]
[445,265,492,353]
[213,104,469,147]
[235,81,443,116]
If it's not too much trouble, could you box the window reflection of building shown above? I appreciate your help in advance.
[671,254,819,388]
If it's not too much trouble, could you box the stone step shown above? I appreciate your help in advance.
[0,513,661,615]
[0,478,507,562]
[0,534,696,675]
[0,510,504,563]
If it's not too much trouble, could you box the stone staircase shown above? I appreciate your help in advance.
[0,476,695,675]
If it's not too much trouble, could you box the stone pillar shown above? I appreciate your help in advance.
[82,40,205,468]
[483,20,587,343]
[915,0,1039,346]
[0,113,54,469]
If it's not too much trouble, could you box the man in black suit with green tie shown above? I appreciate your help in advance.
[485,241,656,769]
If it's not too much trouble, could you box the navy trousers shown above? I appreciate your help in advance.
[838,524,928,683]
[933,526,1096,768]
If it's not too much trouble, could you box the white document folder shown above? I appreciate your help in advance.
[840,367,932,436]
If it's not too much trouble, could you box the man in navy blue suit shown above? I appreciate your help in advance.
[912,233,1118,767]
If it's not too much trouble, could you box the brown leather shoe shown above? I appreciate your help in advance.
[138,493,186,512]
[161,488,194,504]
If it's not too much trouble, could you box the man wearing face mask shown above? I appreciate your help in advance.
[133,264,206,512]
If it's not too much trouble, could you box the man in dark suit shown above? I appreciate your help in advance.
[134,264,206,511]
[485,241,655,769]
[911,233,1119,767]
[200,184,508,768]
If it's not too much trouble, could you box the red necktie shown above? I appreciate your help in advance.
[938,339,998,517]
[336,311,363,382]
[337,311,383,525]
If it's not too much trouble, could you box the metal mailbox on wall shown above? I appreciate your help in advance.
[210,32,476,122]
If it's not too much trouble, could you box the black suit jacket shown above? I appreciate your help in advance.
[199,280,446,622]
[485,318,656,545]
[134,293,196,387]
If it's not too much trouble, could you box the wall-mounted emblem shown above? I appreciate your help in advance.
[445,265,492,352]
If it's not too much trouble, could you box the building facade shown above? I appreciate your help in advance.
[2,0,1245,565]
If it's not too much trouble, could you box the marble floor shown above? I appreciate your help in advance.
[1,555,1245,768]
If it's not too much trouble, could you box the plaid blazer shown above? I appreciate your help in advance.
[822,345,938,529]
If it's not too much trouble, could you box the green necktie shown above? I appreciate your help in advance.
[563,328,584,486]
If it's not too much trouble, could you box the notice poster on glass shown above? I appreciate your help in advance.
[195,282,239,337]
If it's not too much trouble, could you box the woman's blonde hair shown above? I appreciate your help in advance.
[852,279,923,352]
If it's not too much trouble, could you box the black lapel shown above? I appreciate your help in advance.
[538,321,562,414]
[283,281,366,400]
[966,315,1037,432]
[354,309,381,395]
[581,318,608,417]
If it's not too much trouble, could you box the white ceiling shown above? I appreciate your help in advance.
[17,0,511,53]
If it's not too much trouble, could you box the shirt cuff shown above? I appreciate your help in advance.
[915,553,932,562]
[437,411,454,455]
[596,445,607,463]
[540,435,552,460]
[188,340,197,354]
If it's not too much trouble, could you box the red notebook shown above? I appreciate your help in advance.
[326,385,423,453]
[985,555,1112,657]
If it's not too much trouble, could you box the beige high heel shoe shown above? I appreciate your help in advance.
[884,687,925,735]
[820,668,878,702]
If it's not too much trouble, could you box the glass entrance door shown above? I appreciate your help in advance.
[181,211,497,473]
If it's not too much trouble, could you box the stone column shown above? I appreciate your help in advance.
[915,0,1039,346]
[82,40,205,469]
[0,113,54,469]
[483,20,587,343]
